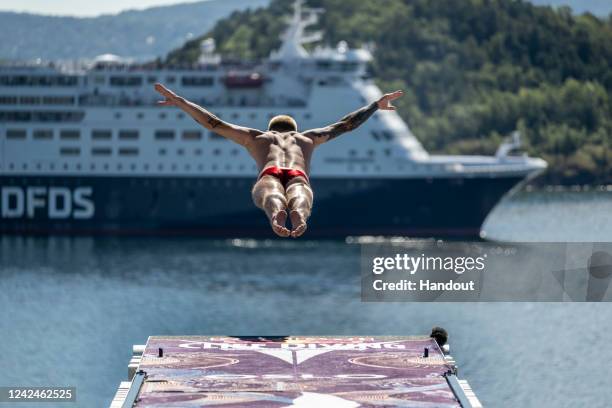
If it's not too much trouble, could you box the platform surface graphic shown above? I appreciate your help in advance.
[134,336,460,407]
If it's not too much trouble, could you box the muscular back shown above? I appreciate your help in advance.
[248,131,315,174]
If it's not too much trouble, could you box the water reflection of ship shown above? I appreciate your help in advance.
[0,1,546,237]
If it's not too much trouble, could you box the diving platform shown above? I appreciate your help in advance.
[110,335,482,407]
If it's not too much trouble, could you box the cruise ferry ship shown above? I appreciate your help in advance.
[0,2,546,237]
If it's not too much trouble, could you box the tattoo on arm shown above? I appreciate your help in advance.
[308,102,378,142]
[174,98,261,145]
[207,114,223,128]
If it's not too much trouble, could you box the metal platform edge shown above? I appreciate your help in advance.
[109,344,145,408]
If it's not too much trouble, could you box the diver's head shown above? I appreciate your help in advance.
[268,115,298,132]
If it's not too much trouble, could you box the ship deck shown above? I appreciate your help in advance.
[110,335,482,407]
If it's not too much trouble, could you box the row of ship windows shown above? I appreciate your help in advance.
[0,96,75,105]
[51,147,389,158]
[4,128,392,142]
[0,111,84,122]
[0,110,314,122]
[104,75,214,87]
[112,111,312,120]
[2,162,398,173]
[0,75,213,87]
[4,129,223,141]
[56,147,241,157]
[2,162,255,172]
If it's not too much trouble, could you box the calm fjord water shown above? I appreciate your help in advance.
[1,190,611,408]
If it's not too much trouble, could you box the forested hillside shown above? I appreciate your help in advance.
[167,0,612,184]
[0,0,268,61]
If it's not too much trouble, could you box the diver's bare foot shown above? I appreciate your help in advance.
[271,210,290,237]
[289,210,307,238]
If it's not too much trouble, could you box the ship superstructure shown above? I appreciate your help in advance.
[0,2,545,236]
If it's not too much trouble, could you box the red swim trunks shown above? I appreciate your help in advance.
[258,166,309,184]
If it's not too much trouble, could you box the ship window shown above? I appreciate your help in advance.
[182,130,202,140]
[371,130,381,141]
[249,113,257,119]
[194,148,202,156]
[367,149,375,156]
[166,76,176,84]
[158,148,167,155]
[155,130,174,140]
[34,129,53,139]
[94,76,105,84]
[177,113,184,119]
[60,129,80,140]
[6,129,26,139]
[182,76,214,86]
[231,149,239,156]
[42,96,75,105]
[304,113,312,119]
[109,76,143,86]
[349,149,357,157]
[147,76,157,83]
[0,96,18,104]
[209,133,225,141]
[341,62,359,71]
[114,112,122,119]
[137,112,144,119]
[177,148,184,156]
[317,61,332,69]
[119,130,139,140]
[119,147,138,156]
[213,148,221,156]
[92,129,112,140]
[20,96,41,104]
[381,131,393,140]
[384,148,392,156]
[60,147,80,156]
[159,112,167,119]
[92,147,112,156]
[231,113,240,119]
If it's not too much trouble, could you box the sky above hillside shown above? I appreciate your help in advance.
[1,0,610,17]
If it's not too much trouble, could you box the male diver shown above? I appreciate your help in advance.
[155,83,403,237]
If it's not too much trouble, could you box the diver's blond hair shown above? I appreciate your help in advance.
[268,115,298,132]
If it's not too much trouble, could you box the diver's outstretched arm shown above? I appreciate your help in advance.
[303,90,403,145]
[154,83,262,146]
